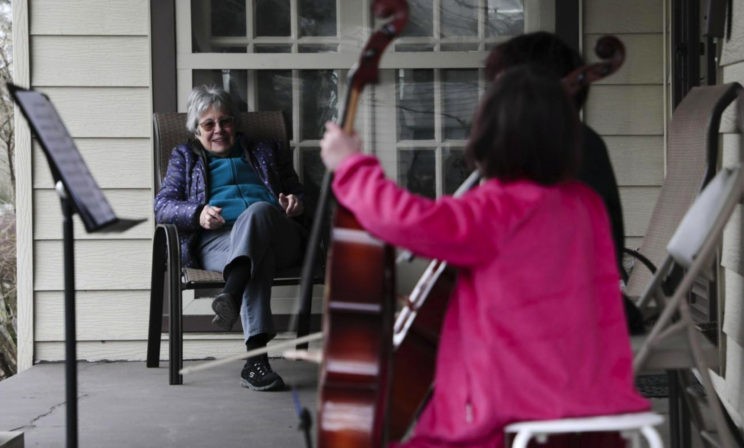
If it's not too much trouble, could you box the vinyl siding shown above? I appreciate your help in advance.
[717,1,744,423]
[24,1,156,362]
[583,0,666,245]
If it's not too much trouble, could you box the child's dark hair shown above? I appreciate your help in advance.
[484,31,588,109]
[465,65,581,185]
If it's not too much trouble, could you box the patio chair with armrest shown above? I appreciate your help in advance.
[623,83,741,318]
[145,111,325,385]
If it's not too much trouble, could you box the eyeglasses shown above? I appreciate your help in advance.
[198,116,235,132]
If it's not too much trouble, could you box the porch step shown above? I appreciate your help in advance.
[0,431,23,448]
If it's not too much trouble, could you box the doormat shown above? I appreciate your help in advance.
[635,374,669,398]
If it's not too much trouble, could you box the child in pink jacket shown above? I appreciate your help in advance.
[319,65,649,447]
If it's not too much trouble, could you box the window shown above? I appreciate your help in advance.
[178,0,542,199]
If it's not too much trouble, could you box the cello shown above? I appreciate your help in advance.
[312,1,408,447]
[387,35,627,441]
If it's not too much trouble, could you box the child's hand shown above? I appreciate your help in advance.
[320,122,362,171]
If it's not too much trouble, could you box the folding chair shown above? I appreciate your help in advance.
[145,111,325,385]
[633,164,744,448]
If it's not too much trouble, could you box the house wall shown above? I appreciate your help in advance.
[582,0,667,252]
[15,0,155,366]
[716,0,744,429]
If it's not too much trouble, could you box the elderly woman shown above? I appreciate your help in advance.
[154,85,306,391]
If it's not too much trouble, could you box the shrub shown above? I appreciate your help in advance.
[0,210,16,379]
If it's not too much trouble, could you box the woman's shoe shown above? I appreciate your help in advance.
[240,354,285,391]
[211,292,239,330]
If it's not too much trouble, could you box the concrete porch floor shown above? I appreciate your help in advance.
[0,359,319,447]
[0,359,678,448]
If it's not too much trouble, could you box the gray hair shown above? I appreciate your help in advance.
[185,85,240,134]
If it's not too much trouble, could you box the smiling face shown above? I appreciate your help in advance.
[195,105,236,156]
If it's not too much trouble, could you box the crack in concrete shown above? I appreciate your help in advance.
[10,393,89,432]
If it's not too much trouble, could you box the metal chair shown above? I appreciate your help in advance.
[505,412,664,448]
[145,111,325,385]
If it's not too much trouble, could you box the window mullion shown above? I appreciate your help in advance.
[433,0,442,51]
[434,68,443,197]
[246,71,256,111]
[290,0,298,52]
[478,0,486,51]
[246,0,254,53]
[292,69,301,145]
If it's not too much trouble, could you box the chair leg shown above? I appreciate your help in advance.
[511,430,534,448]
[146,281,164,368]
[146,229,166,368]
[641,425,664,448]
[667,371,688,448]
[167,263,183,385]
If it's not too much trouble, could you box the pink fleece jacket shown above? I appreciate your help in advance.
[332,154,649,447]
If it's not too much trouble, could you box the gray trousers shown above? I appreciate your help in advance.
[198,202,305,341]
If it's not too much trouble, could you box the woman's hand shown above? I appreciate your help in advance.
[320,122,362,171]
[279,193,304,217]
[199,204,225,230]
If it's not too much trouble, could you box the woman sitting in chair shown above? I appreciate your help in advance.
[154,85,306,391]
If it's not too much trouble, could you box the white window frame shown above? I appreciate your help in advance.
[175,0,552,193]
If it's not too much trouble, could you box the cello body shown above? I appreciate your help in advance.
[315,3,409,446]
[318,207,397,447]
[388,259,457,440]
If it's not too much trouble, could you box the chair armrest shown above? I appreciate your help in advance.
[154,223,182,275]
[622,247,657,283]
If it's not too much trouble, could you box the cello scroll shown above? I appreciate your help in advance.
[562,35,625,97]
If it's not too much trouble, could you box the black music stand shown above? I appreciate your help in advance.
[8,83,146,448]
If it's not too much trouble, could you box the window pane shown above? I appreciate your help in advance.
[299,44,339,53]
[298,0,337,37]
[441,0,477,37]
[442,69,478,140]
[255,0,291,37]
[397,69,434,140]
[255,45,292,53]
[443,148,470,195]
[396,44,435,52]
[402,0,433,37]
[399,149,436,198]
[486,0,524,37]
[191,0,247,52]
[211,0,246,37]
[441,43,478,52]
[256,70,293,139]
[301,70,339,140]
[193,69,249,112]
